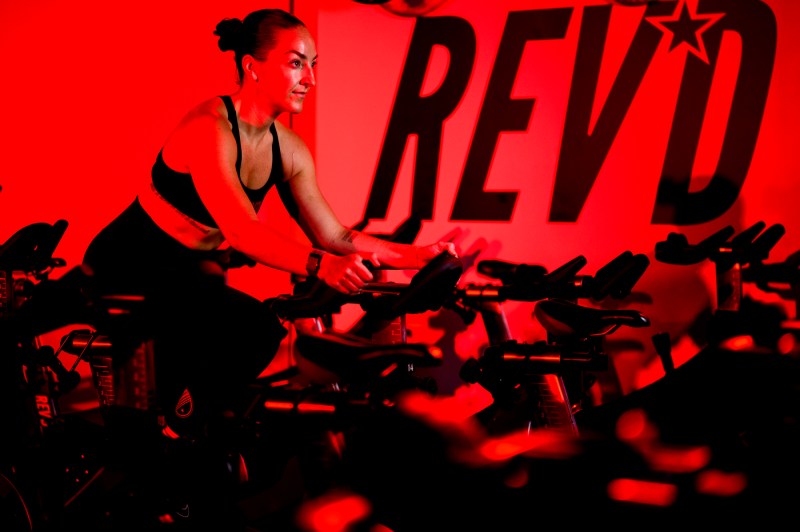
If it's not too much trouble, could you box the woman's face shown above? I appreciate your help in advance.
[258,26,317,116]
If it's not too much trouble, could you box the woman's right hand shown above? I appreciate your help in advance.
[318,252,379,294]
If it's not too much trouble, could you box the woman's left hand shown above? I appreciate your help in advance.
[414,241,458,268]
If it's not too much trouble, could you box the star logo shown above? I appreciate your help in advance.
[646,0,725,64]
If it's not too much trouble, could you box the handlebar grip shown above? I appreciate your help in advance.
[728,221,767,249]
[747,223,785,263]
[545,255,587,283]
[590,251,632,299]
[592,253,650,300]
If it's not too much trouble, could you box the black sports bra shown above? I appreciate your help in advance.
[150,95,297,228]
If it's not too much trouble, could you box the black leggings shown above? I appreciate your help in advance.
[83,199,287,436]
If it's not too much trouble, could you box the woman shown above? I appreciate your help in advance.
[83,9,456,441]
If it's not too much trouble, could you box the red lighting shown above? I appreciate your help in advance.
[295,489,372,532]
[379,363,398,378]
[777,332,798,356]
[298,403,336,414]
[719,335,756,351]
[643,444,711,474]
[607,478,678,507]
[616,408,659,444]
[695,469,748,497]
[263,400,335,413]
[479,429,580,462]
[263,401,295,411]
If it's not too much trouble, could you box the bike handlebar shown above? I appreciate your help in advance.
[0,219,68,275]
[454,251,649,306]
[655,222,785,268]
[268,251,464,321]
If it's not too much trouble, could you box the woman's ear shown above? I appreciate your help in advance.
[243,55,258,82]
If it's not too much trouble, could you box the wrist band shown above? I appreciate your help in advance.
[306,250,324,277]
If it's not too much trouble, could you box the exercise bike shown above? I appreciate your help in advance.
[573,222,800,521]
[0,219,121,531]
[3,220,465,531]
[233,249,464,530]
[450,251,651,436]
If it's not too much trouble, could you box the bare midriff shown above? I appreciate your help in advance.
[137,182,225,250]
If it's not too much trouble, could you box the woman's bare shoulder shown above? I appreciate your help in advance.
[178,97,230,130]
[163,97,234,163]
[273,119,305,145]
[273,120,313,159]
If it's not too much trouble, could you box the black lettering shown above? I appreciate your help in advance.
[652,0,776,224]
[550,3,666,222]
[364,17,475,221]
[452,8,573,221]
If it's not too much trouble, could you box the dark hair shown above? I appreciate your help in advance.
[214,9,306,84]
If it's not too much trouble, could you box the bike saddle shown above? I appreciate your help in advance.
[533,298,650,339]
[295,329,442,375]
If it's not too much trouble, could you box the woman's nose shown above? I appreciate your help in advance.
[302,66,316,87]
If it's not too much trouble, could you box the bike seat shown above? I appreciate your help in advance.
[295,329,442,376]
[533,298,650,339]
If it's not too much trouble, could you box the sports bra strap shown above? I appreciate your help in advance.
[219,95,242,175]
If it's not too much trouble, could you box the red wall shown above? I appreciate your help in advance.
[3,0,798,394]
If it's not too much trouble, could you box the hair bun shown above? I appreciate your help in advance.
[214,18,244,52]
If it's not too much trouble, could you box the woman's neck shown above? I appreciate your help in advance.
[232,89,278,136]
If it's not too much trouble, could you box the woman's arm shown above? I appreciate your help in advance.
[169,106,374,293]
[180,111,322,277]
[277,123,457,269]
[176,106,454,293]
